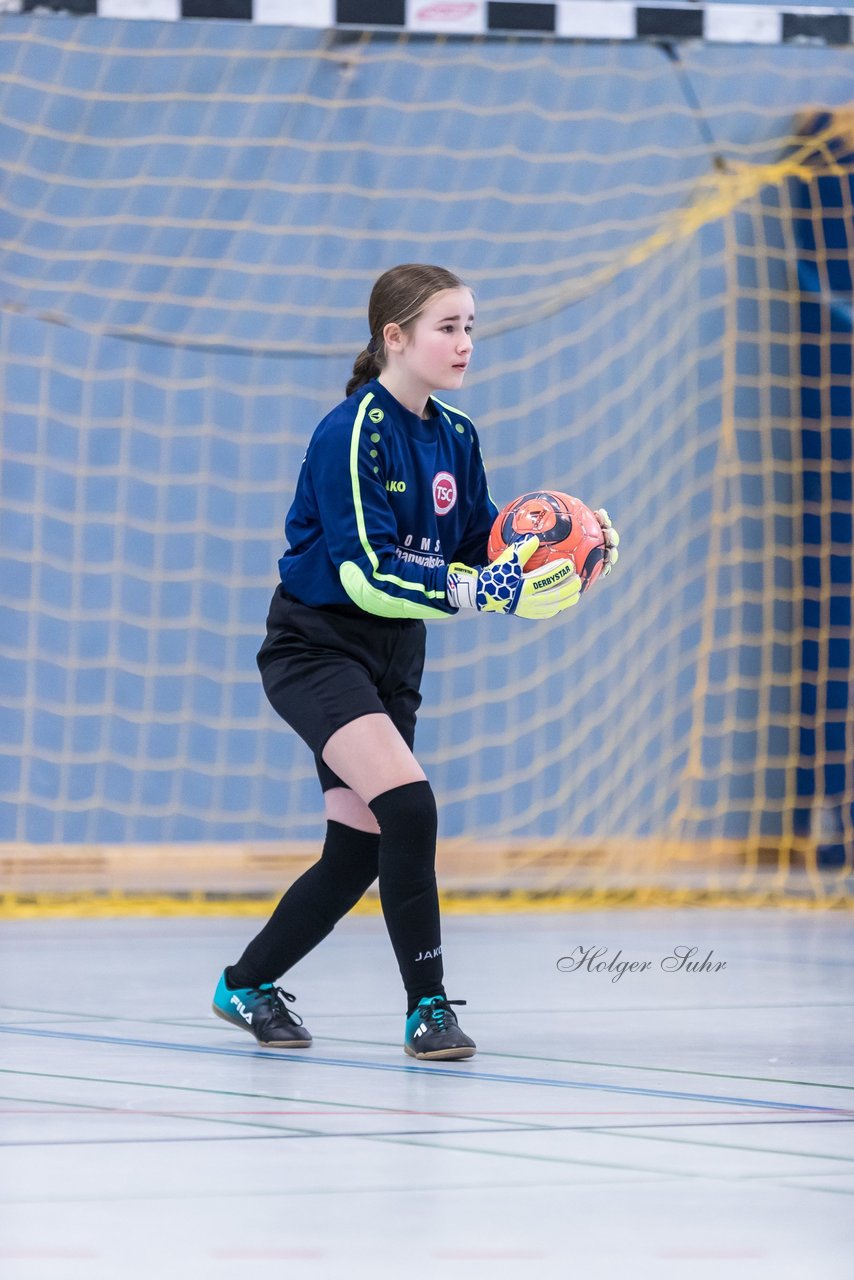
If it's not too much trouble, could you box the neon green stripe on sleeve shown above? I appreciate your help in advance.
[348,391,446,601]
[349,392,381,573]
[431,396,498,512]
[339,562,450,620]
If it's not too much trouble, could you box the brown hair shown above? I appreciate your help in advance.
[345,263,467,397]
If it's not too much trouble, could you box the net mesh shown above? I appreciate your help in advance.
[1,17,852,905]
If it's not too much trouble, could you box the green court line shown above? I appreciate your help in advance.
[0,1067,563,1136]
[589,1125,854,1166]
[367,1129,854,1183]
[3,998,851,1095]
[0,1087,586,1149]
[368,1132,703,1178]
[0,1002,145,1025]
[0,1171,668,1209]
[0,1080,700,1153]
[774,1182,854,1198]
[2,1023,840,1116]
[0,1068,409,1119]
[3,1071,847,1187]
[0,1091,326,1140]
[320,1034,854,1094]
[7,1067,824,1159]
[0,1088,695,1174]
[488,1051,854,1094]
[1,1072,846,1144]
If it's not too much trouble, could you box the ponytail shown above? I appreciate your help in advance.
[346,345,381,397]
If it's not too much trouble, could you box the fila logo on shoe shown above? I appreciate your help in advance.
[414,946,443,961]
[230,994,253,1024]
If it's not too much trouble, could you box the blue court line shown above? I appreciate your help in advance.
[0,1024,842,1115]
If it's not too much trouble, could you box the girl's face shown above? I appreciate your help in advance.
[390,287,474,391]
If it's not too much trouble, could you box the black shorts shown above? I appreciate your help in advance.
[256,586,427,792]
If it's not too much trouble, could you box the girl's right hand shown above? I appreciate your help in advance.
[446,536,581,619]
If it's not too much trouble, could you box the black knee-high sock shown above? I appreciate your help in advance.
[369,781,445,1014]
[226,820,379,989]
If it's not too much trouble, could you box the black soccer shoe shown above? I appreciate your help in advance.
[212,971,312,1048]
[404,996,476,1061]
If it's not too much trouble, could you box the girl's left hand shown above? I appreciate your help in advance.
[595,508,620,576]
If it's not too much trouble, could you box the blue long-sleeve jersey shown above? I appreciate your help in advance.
[278,378,498,619]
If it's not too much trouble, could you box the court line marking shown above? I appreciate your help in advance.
[317,1029,854,1090]
[580,1124,854,1167]
[773,1181,854,1198]
[2,1001,853,1094]
[3,1087,850,1131]
[0,1126,706,1178]
[358,1130,854,1181]
[0,1065,436,1113]
[4,1067,847,1132]
[0,1086,708,1181]
[1,1073,850,1189]
[5,1059,850,1191]
[1,1105,849,1141]
[1,1098,850,1155]
[2,1103,837,1119]
[0,1092,325,1141]
[0,1024,844,1114]
[0,1171,677,1209]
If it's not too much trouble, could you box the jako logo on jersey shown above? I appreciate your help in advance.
[386,479,407,493]
[433,472,457,515]
[368,408,384,423]
[230,994,252,1025]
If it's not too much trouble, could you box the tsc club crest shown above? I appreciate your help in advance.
[432,471,457,515]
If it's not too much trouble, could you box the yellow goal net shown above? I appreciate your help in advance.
[1,17,852,911]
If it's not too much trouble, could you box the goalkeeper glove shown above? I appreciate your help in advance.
[594,508,620,576]
[447,535,581,619]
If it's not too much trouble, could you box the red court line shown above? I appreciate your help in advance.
[211,1249,325,1259]
[658,1251,766,1260]
[437,1250,549,1260]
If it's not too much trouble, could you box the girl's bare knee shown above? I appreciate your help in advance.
[324,788,380,834]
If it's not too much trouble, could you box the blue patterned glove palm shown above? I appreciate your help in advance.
[447,536,581,620]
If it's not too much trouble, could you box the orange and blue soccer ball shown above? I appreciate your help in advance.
[487,490,606,593]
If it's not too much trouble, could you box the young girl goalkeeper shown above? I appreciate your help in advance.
[212,263,619,1061]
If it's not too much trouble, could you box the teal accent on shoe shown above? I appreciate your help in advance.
[405,996,441,1044]
[211,970,270,1030]
[405,1002,425,1046]
[211,970,312,1048]
[404,995,476,1061]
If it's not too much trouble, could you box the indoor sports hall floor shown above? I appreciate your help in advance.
[1,908,852,1279]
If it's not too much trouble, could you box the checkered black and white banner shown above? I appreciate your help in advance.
[5,0,854,46]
